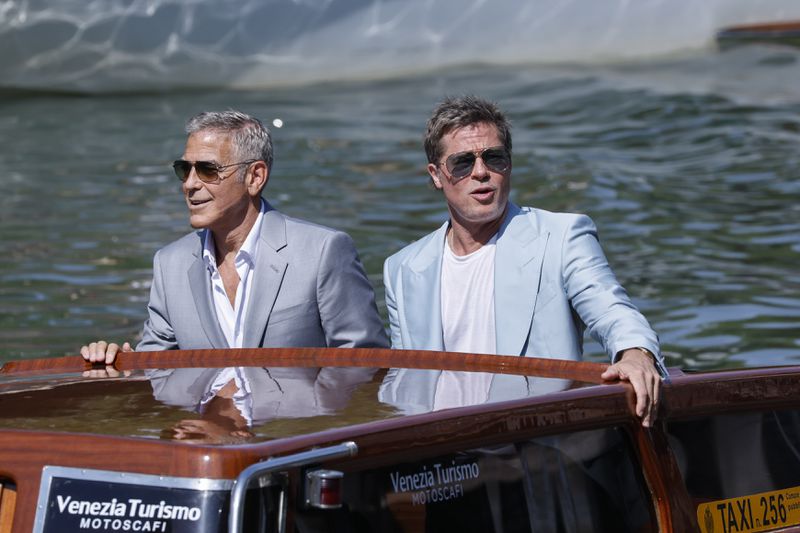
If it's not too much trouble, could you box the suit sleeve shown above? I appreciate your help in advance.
[316,231,389,349]
[383,257,404,349]
[136,249,179,352]
[562,215,666,377]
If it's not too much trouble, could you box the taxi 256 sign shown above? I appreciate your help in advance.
[697,485,800,533]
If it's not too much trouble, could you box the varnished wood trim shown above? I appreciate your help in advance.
[0,347,610,384]
[632,421,698,533]
[719,21,800,33]
[0,482,16,533]
[662,368,800,419]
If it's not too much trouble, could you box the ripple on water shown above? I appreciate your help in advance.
[1,54,799,367]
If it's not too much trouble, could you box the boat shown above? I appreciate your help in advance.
[716,21,800,49]
[0,347,798,532]
[4,1,800,93]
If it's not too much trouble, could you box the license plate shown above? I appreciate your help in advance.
[697,486,800,533]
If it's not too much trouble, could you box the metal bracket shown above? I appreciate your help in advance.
[228,441,358,533]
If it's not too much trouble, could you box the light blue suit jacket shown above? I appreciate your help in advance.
[383,203,664,374]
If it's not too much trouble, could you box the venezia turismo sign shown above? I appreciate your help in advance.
[34,466,233,533]
[55,495,201,529]
[389,459,481,506]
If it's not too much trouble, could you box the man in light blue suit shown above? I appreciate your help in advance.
[83,110,387,364]
[383,96,665,426]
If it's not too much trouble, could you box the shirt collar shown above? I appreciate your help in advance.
[202,199,267,273]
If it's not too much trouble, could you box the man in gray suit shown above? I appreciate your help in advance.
[383,96,665,427]
[150,366,377,443]
[83,110,387,363]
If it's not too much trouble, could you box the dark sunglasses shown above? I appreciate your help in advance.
[172,159,258,183]
[441,146,511,182]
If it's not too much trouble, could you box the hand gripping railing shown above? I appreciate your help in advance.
[228,441,358,533]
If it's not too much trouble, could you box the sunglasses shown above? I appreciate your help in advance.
[172,159,258,183]
[441,146,511,182]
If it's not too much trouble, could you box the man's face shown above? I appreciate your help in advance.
[181,130,252,233]
[428,122,511,232]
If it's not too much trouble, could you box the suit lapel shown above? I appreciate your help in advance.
[243,206,288,347]
[495,204,549,356]
[401,222,448,350]
[188,232,228,349]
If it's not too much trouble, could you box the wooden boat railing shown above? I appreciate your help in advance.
[0,347,612,384]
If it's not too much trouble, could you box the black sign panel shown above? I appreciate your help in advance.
[36,468,231,533]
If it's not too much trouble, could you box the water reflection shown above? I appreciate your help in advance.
[118,365,580,443]
[149,367,377,444]
[379,369,572,415]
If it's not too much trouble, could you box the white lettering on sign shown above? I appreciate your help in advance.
[127,499,202,521]
[390,465,435,492]
[433,461,480,485]
[57,496,127,517]
[54,495,201,523]
[55,493,202,533]
[389,460,480,505]
[78,517,168,531]
[411,482,465,505]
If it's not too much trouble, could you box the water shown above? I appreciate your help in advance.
[4,0,799,92]
[1,46,799,371]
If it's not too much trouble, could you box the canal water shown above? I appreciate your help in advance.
[1,45,799,370]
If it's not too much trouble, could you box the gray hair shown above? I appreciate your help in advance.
[424,95,512,165]
[185,110,274,176]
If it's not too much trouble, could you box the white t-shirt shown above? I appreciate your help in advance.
[440,234,497,354]
[435,235,497,410]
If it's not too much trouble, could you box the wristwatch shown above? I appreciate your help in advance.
[636,347,656,362]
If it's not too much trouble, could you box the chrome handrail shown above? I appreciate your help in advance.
[228,441,358,533]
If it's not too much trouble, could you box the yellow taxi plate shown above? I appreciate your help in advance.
[697,486,800,533]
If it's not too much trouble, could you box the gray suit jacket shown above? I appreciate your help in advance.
[149,366,377,423]
[137,201,388,351]
[383,203,664,374]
